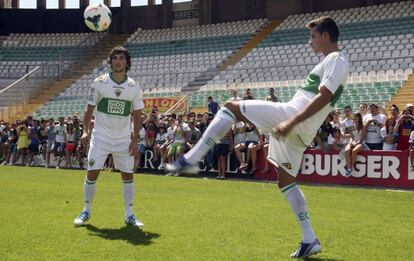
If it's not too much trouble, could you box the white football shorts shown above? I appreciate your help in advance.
[87,136,134,174]
[239,100,308,177]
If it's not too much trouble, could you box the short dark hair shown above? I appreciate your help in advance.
[207,96,213,100]
[306,16,339,43]
[344,106,352,111]
[108,46,131,72]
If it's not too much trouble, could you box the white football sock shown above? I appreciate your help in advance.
[281,183,316,243]
[123,180,135,219]
[184,107,236,165]
[83,178,96,213]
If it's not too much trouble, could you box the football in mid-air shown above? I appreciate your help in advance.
[84,3,112,32]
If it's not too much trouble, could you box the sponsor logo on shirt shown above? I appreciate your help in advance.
[108,100,126,115]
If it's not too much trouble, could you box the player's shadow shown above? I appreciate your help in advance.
[82,224,160,246]
[303,257,344,261]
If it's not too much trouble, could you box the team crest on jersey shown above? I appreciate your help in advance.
[114,88,122,97]
[97,75,106,83]
[88,159,95,167]
[281,162,292,169]
[127,79,136,87]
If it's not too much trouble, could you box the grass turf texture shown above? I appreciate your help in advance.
[0,166,413,261]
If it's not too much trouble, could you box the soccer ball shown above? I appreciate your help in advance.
[84,3,112,32]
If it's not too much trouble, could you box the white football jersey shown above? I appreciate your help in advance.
[87,73,144,143]
[292,51,349,145]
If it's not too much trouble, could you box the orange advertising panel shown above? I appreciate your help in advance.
[143,97,188,113]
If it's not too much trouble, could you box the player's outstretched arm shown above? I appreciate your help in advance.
[130,109,142,156]
[81,105,95,143]
[272,86,333,137]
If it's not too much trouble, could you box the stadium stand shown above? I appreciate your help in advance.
[34,19,268,119]
[191,0,414,111]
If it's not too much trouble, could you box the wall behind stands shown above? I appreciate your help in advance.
[264,0,407,20]
[0,4,171,35]
[0,0,408,35]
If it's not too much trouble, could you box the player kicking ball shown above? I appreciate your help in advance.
[167,17,348,258]
[74,46,145,228]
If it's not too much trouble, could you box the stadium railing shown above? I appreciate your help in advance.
[0,31,107,121]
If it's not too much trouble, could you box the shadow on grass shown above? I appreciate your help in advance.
[304,257,344,261]
[80,224,160,246]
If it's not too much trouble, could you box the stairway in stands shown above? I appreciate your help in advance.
[181,20,283,94]
[387,73,414,110]
[8,34,130,122]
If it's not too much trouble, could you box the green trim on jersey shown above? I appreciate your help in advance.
[97,97,132,117]
[301,74,320,94]
[109,73,128,85]
[300,74,344,106]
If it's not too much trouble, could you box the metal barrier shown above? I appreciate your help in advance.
[0,32,107,122]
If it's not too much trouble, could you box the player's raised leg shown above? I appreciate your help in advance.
[166,101,249,174]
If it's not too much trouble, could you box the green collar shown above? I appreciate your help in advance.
[110,72,128,85]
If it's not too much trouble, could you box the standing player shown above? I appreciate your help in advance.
[167,17,348,258]
[74,46,145,228]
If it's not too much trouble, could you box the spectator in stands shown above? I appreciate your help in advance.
[330,109,341,128]
[195,113,206,133]
[233,120,246,148]
[359,103,368,118]
[2,123,18,166]
[409,130,414,171]
[229,90,241,101]
[54,117,66,169]
[27,119,40,166]
[250,132,269,174]
[389,104,400,121]
[207,96,220,115]
[234,123,259,172]
[134,124,146,172]
[243,88,254,100]
[214,129,233,179]
[363,103,386,150]
[328,127,346,152]
[341,106,354,135]
[167,114,189,176]
[380,116,397,150]
[265,88,278,102]
[39,120,48,166]
[314,113,334,151]
[77,121,94,169]
[158,118,175,171]
[65,122,75,168]
[13,121,29,166]
[394,110,414,151]
[45,118,55,168]
[0,124,8,163]
[186,118,201,151]
[153,124,168,163]
[73,118,82,159]
[145,112,158,147]
[345,113,366,177]
[406,103,413,115]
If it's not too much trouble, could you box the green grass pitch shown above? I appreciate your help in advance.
[1,166,413,260]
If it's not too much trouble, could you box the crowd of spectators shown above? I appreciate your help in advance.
[1,88,413,175]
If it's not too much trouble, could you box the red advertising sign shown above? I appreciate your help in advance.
[254,149,414,189]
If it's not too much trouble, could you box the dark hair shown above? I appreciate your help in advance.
[344,106,352,111]
[306,16,339,43]
[354,113,363,132]
[207,96,213,100]
[108,46,131,72]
